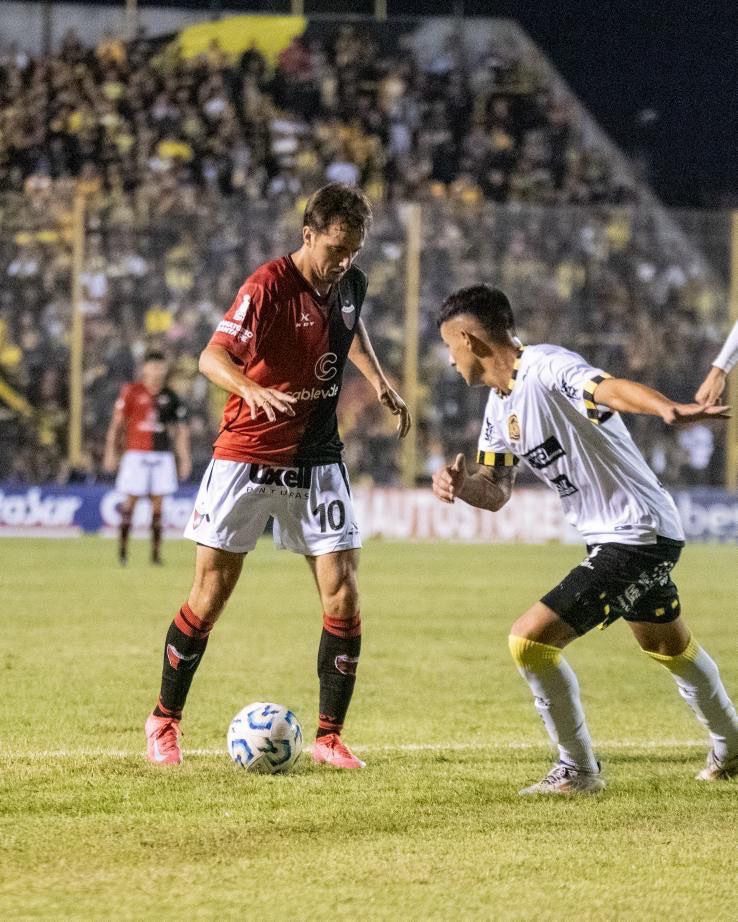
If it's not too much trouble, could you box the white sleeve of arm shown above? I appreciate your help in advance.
[713,321,738,373]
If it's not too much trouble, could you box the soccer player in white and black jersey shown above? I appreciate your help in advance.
[432,285,738,794]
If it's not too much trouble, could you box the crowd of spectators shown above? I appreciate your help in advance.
[0,22,635,208]
[0,21,728,486]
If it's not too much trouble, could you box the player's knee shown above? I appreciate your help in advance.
[508,634,562,670]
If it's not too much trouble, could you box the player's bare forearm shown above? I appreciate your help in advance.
[594,377,730,425]
[695,366,728,405]
[457,470,515,511]
[198,344,296,421]
[199,345,252,396]
[433,455,515,511]
[175,424,192,481]
[349,319,412,437]
[103,414,123,472]
[348,319,387,391]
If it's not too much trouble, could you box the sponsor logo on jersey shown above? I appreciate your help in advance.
[550,474,578,497]
[483,417,496,442]
[559,378,578,399]
[248,465,312,489]
[524,435,566,469]
[216,319,253,342]
[315,352,338,381]
[296,310,315,328]
[507,413,521,441]
[341,300,356,330]
[288,383,339,401]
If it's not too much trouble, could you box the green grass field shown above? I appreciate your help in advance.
[1,538,736,920]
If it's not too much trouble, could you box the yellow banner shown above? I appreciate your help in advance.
[175,15,307,65]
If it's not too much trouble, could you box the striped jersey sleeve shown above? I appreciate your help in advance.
[476,400,519,467]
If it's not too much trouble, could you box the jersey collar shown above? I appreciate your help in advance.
[497,346,525,397]
[286,254,334,307]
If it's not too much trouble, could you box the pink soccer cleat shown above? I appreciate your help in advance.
[145,714,183,765]
[312,733,366,769]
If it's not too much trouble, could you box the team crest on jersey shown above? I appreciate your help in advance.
[507,413,521,441]
[341,300,356,330]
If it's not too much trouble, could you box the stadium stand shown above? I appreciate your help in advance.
[0,18,729,486]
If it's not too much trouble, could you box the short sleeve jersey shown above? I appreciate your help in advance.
[209,256,368,466]
[116,383,187,452]
[476,344,684,545]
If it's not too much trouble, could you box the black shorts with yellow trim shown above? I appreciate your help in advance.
[540,537,684,636]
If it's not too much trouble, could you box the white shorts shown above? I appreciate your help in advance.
[183,459,362,556]
[115,450,178,497]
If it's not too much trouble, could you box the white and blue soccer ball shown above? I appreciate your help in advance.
[227,702,303,773]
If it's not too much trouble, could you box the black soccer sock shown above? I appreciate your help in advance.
[119,509,132,559]
[153,603,213,720]
[316,613,361,738]
[151,511,162,562]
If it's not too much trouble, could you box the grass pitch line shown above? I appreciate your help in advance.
[0,739,706,760]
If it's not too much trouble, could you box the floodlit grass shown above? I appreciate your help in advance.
[1,538,736,920]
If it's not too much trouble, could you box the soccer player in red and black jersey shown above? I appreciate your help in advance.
[104,351,191,565]
[145,184,411,767]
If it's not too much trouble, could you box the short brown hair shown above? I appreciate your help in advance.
[303,183,373,235]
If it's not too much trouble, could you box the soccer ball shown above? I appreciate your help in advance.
[227,702,303,773]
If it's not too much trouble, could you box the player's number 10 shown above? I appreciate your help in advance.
[312,500,345,532]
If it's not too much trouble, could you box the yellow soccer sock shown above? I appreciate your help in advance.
[644,636,738,759]
[509,634,598,773]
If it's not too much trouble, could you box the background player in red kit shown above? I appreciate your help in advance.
[145,184,411,767]
[104,350,192,565]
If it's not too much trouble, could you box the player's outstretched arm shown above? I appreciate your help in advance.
[695,366,728,406]
[432,454,515,511]
[348,319,411,437]
[593,377,730,425]
[696,320,738,405]
[198,344,297,422]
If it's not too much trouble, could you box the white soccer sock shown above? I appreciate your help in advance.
[645,636,738,761]
[509,635,599,773]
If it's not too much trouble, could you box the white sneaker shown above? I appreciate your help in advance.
[519,761,605,796]
[695,750,738,781]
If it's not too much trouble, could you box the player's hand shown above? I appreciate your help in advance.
[432,454,467,504]
[241,381,297,422]
[377,383,412,438]
[662,402,730,425]
[695,367,728,406]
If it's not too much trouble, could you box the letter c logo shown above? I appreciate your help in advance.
[315,352,337,381]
